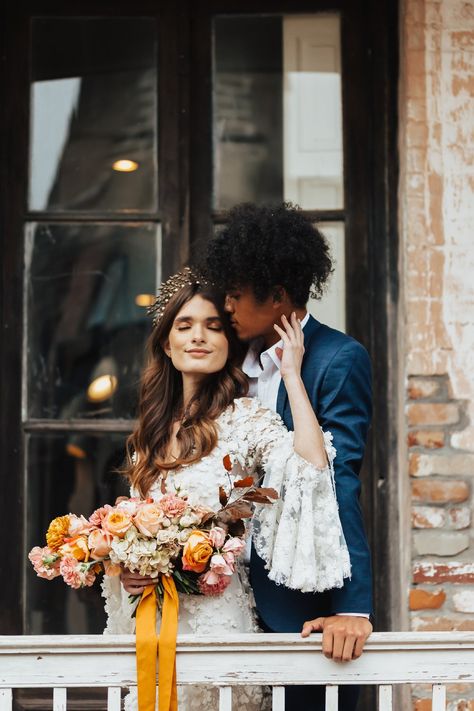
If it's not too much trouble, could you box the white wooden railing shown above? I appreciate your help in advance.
[1,633,474,710]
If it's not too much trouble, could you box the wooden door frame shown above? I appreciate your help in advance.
[187,0,401,632]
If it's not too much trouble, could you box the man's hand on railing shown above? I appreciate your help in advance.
[301,615,373,662]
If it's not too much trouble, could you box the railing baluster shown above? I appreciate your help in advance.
[272,686,285,711]
[432,684,447,711]
[0,689,13,711]
[53,687,67,711]
[325,685,338,711]
[219,686,232,711]
[378,685,393,710]
[107,687,121,711]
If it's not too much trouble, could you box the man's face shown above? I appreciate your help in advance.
[224,286,279,342]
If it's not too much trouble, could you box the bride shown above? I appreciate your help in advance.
[102,269,351,711]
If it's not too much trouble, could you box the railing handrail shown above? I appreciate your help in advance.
[1,632,474,688]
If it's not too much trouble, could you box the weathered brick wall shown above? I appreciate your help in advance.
[400,0,474,707]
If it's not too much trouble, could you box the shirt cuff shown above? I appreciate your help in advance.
[336,613,370,618]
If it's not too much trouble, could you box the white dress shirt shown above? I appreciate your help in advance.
[242,313,369,620]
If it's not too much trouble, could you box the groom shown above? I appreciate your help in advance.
[205,202,373,710]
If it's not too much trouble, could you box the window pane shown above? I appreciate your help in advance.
[25,223,160,419]
[213,14,343,210]
[213,16,284,209]
[307,222,345,331]
[25,432,129,634]
[29,18,158,212]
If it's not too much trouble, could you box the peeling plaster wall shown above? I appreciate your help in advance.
[400,1,474,705]
[402,0,474,443]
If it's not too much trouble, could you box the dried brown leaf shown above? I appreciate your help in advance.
[223,454,233,471]
[233,476,254,488]
[219,486,229,507]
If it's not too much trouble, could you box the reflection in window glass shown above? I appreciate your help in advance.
[29,18,158,212]
[25,223,160,419]
[25,432,129,634]
[213,14,343,210]
[307,222,345,332]
[213,16,283,209]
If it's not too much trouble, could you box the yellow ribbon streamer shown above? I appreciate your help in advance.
[159,576,179,711]
[135,576,179,711]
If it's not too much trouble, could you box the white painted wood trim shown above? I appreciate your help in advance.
[53,687,66,711]
[0,689,12,711]
[272,686,285,711]
[432,684,447,711]
[325,685,338,710]
[0,633,473,688]
[218,686,232,711]
[378,684,393,710]
[107,687,121,711]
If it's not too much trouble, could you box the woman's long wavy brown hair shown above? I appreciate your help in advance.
[125,282,248,497]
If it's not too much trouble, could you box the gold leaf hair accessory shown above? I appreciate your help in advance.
[148,267,212,325]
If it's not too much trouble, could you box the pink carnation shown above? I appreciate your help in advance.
[159,494,187,519]
[88,504,113,527]
[198,570,232,596]
[28,546,61,580]
[60,555,96,589]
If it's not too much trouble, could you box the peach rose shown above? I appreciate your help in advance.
[208,526,226,549]
[88,528,113,559]
[222,537,245,557]
[59,535,90,562]
[182,531,213,573]
[209,553,234,576]
[103,560,122,577]
[102,509,133,538]
[68,514,92,537]
[133,503,164,536]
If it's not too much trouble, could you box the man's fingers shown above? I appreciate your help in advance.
[322,628,334,659]
[301,617,326,637]
[342,635,357,662]
[353,632,369,659]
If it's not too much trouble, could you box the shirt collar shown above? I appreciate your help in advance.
[241,312,310,377]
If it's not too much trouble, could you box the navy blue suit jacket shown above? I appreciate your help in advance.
[250,315,373,632]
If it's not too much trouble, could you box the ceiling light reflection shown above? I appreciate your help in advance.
[112,159,139,172]
[135,294,156,307]
[87,374,118,403]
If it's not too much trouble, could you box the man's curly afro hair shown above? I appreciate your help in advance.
[205,203,333,307]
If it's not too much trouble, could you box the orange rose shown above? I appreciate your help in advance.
[182,531,213,573]
[59,535,90,562]
[102,509,133,538]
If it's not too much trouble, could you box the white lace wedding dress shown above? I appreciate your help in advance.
[102,397,351,711]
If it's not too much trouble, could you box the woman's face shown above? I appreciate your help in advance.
[164,295,229,378]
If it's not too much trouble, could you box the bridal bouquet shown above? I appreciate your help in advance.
[29,456,278,602]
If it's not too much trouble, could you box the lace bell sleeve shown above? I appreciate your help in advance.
[240,399,351,594]
[101,574,136,634]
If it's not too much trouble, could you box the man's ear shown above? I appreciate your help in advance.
[272,286,286,305]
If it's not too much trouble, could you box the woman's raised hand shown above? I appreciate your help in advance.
[274,312,305,381]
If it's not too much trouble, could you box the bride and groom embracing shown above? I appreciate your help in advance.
[103,203,373,711]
